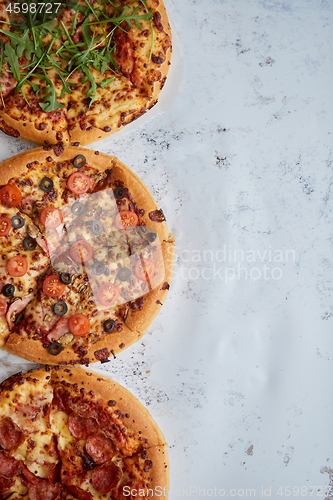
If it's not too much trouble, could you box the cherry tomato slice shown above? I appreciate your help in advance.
[115,211,138,230]
[0,217,11,236]
[134,258,156,282]
[67,172,91,195]
[97,283,119,307]
[0,297,8,317]
[43,275,66,298]
[40,207,63,229]
[7,256,28,277]
[69,313,90,336]
[0,185,22,207]
[70,240,93,264]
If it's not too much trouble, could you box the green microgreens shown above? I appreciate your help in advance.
[0,0,153,112]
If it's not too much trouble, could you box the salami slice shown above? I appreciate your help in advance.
[0,451,19,478]
[0,417,22,451]
[91,463,121,494]
[0,476,15,500]
[28,482,62,500]
[68,413,99,440]
[66,485,93,500]
[20,464,41,485]
[85,434,115,464]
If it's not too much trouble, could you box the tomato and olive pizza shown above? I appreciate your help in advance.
[0,0,171,145]
[0,366,169,499]
[0,145,174,365]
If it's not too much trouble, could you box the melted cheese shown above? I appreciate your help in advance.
[0,373,56,478]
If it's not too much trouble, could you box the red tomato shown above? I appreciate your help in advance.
[97,283,119,307]
[70,240,93,264]
[43,275,66,297]
[40,207,63,229]
[0,298,8,317]
[69,314,90,336]
[0,185,22,207]
[134,258,156,282]
[0,217,11,236]
[67,172,91,195]
[7,256,28,277]
[115,211,138,230]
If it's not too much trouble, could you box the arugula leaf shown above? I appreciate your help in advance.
[4,44,21,82]
[82,23,92,47]
[82,65,97,107]
[58,73,76,99]
[100,77,115,89]
[27,80,40,94]
[39,80,64,113]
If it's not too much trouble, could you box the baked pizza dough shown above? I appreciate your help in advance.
[0,146,174,365]
[0,0,172,145]
[0,366,169,499]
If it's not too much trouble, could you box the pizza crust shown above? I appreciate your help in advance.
[145,445,170,498]
[0,146,175,365]
[124,240,175,335]
[0,106,70,145]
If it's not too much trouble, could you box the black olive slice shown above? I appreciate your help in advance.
[14,313,24,326]
[23,237,37,251]
[147,232,158,243]
[117,267,131,282]
[2,284,15,297]
[39,177,54,193]
[92,261,105,276]
[59,273,72,285]
[103,319,115,333]
[53,301,68,316]
[89,220,103,235]
[73,155,86,168]
[71,201,85,216]
[114,186,126,200]
[48,342,63,356]
[11,215,25,229]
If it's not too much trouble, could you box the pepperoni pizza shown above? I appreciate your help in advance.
[0,366,169,499]
[0,146,174,365]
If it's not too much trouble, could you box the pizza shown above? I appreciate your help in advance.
[0,366,169,499]
[0,145,175,365]
[0,0,172,146]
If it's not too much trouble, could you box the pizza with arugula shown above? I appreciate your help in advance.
[0,366,169,499]
[0,146,174,365]
[0,0,172,145]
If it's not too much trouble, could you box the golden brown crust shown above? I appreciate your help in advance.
[0,146,113,185]
[149,0,172,103]
[146,445,170,497]
[0,147,175,365]
[51,367,167,447]
[67,98,150,147]
[124,240,174,334]
[4,321,135,365]
[0,108,70,145]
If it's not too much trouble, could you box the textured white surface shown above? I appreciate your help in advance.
[0,0,333,498]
